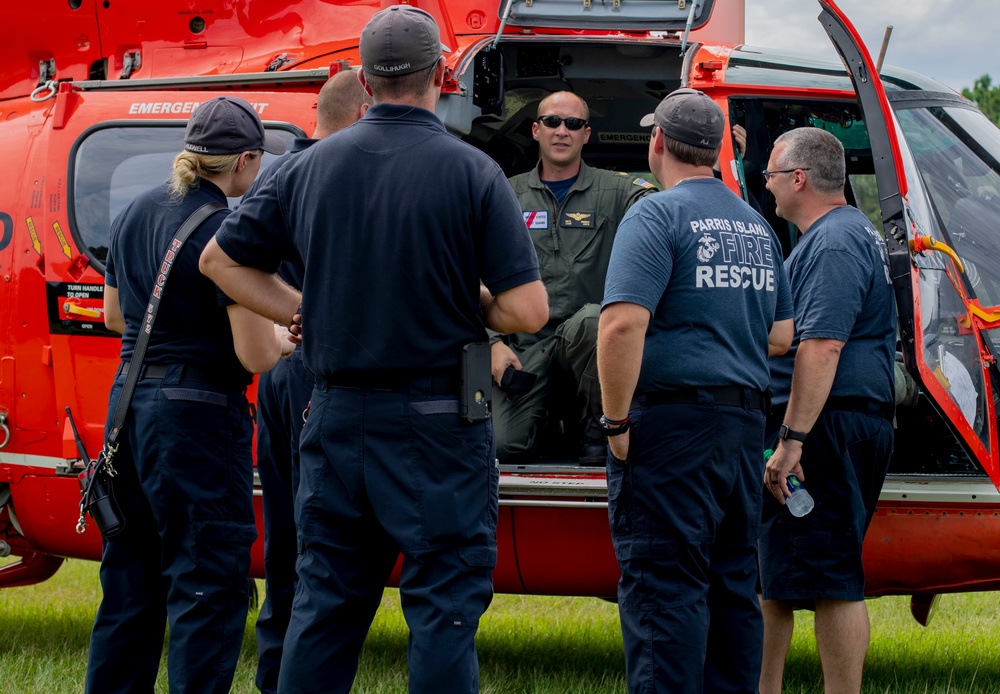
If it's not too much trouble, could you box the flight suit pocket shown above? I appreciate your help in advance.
[559,210,605,262]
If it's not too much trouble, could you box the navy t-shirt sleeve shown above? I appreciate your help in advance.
[105,252,118,289]
[794,248,867,341]
[479,169,541,295]
[603,200,674,313]
[214,170,295,274]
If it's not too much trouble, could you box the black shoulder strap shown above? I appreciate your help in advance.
[106,201,227,447]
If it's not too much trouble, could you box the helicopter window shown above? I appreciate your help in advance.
[888,103,1000,459]
[896,105,1000,347]
[847,174,882,229]
[69,123,297,272]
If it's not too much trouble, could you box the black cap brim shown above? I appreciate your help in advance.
[262,133,286,155]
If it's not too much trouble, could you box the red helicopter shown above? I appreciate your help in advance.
[2,0,999,626]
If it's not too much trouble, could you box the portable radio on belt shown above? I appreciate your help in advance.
[460,342,492,423]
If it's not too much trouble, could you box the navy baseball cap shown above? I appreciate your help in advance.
[360,5,451,77]
[184,96,286,156]
[640,88,724,149]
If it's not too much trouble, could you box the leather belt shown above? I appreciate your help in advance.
[323,369,459,396]
[640,386,768,412]
[119,361,218,383]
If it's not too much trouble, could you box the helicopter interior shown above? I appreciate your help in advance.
[460,41,684,179]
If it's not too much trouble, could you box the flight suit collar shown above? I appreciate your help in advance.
[527,159,596,195]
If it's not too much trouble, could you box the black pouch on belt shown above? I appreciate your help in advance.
[78,452,126,539]
[461,342,493,423]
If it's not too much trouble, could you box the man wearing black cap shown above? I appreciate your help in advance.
[597,88,794,693]
[200,5,547,693]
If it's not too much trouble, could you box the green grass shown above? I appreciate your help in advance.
[1,556,999,692]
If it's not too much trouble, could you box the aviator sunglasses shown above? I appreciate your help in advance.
[536,115,589,131]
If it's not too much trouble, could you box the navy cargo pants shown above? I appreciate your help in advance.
[276,375,498,694]
[607,391,766,694]
[254,351,313,694]
[85,365,257,694]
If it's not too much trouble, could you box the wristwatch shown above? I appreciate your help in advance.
[778,424,808,443]
[599,414,631,437]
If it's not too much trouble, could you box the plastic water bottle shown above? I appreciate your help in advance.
[784,474,815,517]
[764,449,814,517]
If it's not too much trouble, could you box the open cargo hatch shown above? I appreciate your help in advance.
[499,0,717,31]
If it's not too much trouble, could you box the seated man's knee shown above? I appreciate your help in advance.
[560,303,600,345]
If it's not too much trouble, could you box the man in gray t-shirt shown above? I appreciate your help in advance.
[759,127,895,694]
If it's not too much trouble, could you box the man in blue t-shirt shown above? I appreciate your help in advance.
[245,69,370,694]
[598,88,794,693]
[758,127,896,694]
[199,7,548,693]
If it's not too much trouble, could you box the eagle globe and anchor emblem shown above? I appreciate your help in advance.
[696,232,720,263]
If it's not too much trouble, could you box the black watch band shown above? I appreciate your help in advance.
[600,414,631,437]
[778,424,808,443]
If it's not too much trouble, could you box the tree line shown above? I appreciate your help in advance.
[962,75,1000,125]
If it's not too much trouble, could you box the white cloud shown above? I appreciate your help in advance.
[744,0,998,92]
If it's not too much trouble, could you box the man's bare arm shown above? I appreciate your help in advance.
[227,305,282,374]
[481,281,548,335]
[783,337,844,433]
[597,302,650,460]
[103,286,125,334]
[768,318,794,357]
[765,336,844,500]
[200,237,301,326]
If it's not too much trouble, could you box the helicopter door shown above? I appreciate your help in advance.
[820,0,1000,485]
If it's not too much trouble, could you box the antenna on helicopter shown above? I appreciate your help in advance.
[876,25,893,74]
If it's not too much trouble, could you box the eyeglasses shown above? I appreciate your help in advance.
[536,115,589,131]
[762,167,810,182]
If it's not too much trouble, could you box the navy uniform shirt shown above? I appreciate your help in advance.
[242,136,319,292]
[105,179,252,388]
[769,205,896,405]
[214,103,540,376]
[603,177,793,392]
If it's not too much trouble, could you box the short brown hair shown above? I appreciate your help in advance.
[363,62,438,101]
[317,71,373,132]
[663,132,720,168]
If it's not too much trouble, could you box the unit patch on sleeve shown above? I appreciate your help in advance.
[632,178,656,189]
[523,210,549,230]
[562,211,595,228]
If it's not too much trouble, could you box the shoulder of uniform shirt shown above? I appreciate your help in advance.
[587,165,658,192]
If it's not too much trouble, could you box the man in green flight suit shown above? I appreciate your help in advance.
[491,91,656,464]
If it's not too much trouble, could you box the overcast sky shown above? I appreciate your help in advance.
[744,0,997,93]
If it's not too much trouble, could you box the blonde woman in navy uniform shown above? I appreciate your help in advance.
[87,96,289,694]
